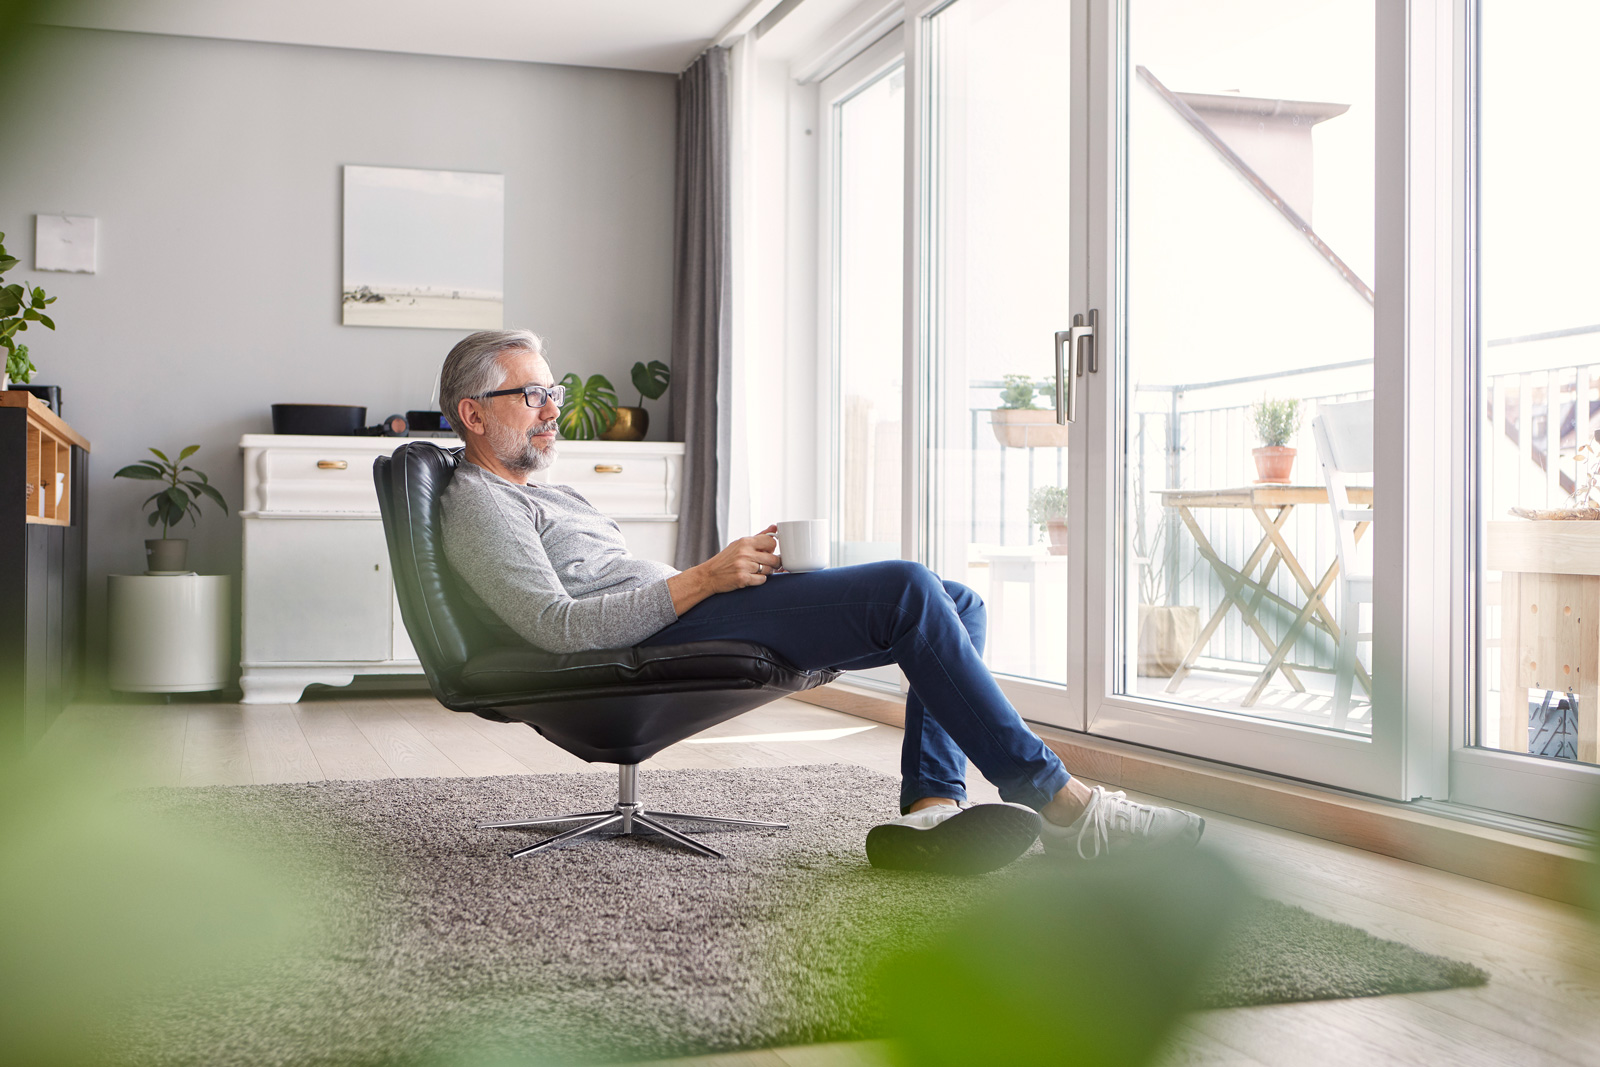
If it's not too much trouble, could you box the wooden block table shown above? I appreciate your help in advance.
[1486,520,1600,763]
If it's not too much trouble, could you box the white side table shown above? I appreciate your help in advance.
[108,574,232,693]
[982,550,1071,677]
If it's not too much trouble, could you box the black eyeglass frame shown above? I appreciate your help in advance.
[476,384,566,408]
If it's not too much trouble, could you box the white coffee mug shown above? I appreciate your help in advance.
[775,519,829,573]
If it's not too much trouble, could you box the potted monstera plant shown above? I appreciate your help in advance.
[556,373,620,440]
[1252,397,1301,484]
[114,445,229,573]
[601,359,670,442]
[990,374,1069,448]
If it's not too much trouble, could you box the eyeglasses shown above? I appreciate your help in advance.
[477,383,566,408]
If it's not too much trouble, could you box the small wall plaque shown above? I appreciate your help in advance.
[35,214,97,273]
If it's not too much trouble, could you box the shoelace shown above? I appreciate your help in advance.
[1074,787,1157,859]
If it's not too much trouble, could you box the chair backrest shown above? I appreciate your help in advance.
[373,442,496,702]
[1314,399,1373,475]
[1311,399,1374,581]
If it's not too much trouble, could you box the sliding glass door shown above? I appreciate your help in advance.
[1080,0,1403,795]
[902,0,1406,793]
[1452,0,1600,825]
[915,0,1080,726]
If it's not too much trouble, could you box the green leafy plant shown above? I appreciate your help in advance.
[0,232,56,384]
[1252,397,1301,448]
[557,372,619,440]
[1028,485,1071,535]
[7,343,35,385]
[113,445,229,538]
[630,359,671,407]
[998,373,1041,410]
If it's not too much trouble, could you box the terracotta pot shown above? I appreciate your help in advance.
[1045,519,1069,555]
[1252,445,1296,484]
[990,409,1070,449]
[600,406,649,442]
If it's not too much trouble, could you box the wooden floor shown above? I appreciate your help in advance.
[37,690,1600,1067]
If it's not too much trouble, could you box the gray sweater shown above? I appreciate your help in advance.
[441,461,680,653]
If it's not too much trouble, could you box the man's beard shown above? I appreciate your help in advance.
[491,418,559,473]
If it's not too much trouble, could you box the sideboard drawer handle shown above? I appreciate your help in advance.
[317,460,349,471]
[594,464,623,474]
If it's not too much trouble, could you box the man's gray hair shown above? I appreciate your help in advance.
[439,329,547,424]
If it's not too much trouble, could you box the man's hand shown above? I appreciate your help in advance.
[667,525,783,616]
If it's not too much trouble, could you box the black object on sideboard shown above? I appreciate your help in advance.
[0,393,89,751]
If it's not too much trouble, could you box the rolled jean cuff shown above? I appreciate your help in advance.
[1000,762,1073,811]
[899,781,970,814]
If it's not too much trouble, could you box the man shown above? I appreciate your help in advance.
[440,329,1204,874]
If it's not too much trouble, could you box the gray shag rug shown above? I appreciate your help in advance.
[120,765,1485,1066]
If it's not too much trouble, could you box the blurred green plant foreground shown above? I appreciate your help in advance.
[0,752,310,1067]
[0,739,1243,1067]
[880,850,1246,1066]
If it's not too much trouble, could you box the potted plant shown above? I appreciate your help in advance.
[601,359,670,442]
[556,372,620,441]
[113,445,229,573]
[1252,397,1301,483]
[1,231,61,411]
[1028,485,1071,555]
[990,373,1070,449]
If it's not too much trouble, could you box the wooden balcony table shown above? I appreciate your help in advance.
[1158,484,1373,707]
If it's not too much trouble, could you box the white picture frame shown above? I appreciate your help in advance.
[342,165,504,330]
[35,214,97,273]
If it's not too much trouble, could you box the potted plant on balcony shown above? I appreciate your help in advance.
[990,374,1070,449]
[1028,485,1071,555]
[1252,397,1301,483]
[601,359,670,442]
[114,445,229,573]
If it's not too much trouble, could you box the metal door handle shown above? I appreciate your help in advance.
[1054,330,1075,424]
[594,464,623,474]
[1053,310,1100,425]
[316,460,348,470]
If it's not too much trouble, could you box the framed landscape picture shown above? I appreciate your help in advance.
[342,165,504,329]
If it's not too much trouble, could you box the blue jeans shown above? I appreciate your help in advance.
[641,560,1072,812]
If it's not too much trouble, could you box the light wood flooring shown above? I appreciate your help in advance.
[36,690,1600,1067]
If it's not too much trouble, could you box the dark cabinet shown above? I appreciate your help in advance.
[0,393,89,751]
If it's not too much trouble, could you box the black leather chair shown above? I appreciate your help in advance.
[373,442,838,859]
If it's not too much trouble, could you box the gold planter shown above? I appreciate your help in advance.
[600,406,649,442]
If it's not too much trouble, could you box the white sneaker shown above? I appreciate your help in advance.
[866,802,1043,875]
[1041,786,1204,860]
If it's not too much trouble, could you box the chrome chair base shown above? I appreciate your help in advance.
[481,763,787,859]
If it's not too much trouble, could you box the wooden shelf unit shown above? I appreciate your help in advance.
[1,392,88,525]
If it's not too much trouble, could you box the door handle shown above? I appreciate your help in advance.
[1054,330,1075,424]
[1053,310,1098,425]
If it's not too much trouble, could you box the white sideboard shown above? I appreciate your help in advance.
[238,435,685,704]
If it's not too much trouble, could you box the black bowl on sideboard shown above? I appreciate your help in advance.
[7,384,61,416]
[271,404,367,436]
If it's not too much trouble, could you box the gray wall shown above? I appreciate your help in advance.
[1,27,678,685]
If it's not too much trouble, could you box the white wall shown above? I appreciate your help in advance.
[1,27,678,681]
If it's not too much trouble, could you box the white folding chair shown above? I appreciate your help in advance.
[1311,400,1374,728]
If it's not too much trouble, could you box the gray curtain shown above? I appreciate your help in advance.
[670,47,731,570]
